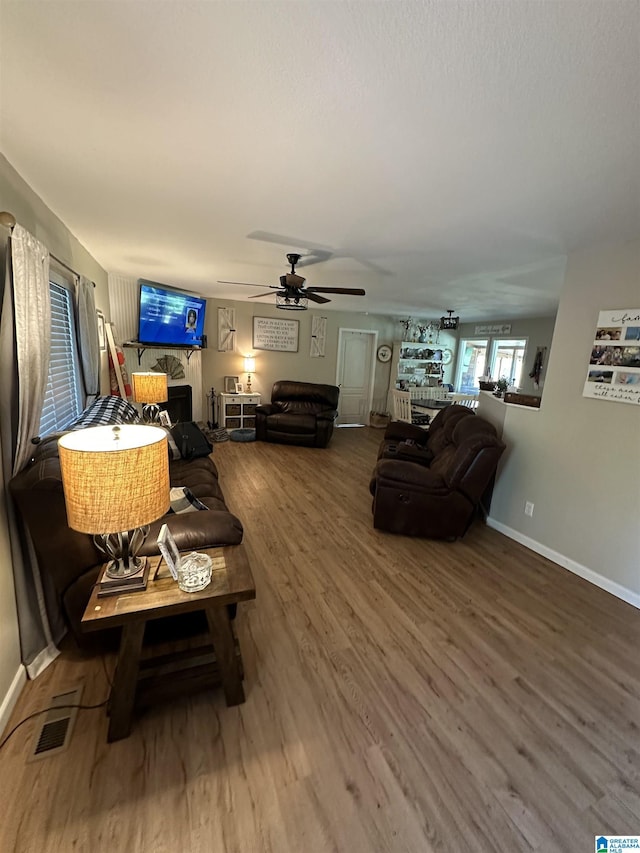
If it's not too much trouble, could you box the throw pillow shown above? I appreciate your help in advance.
[168,487,208,514]
[68,395,141,429]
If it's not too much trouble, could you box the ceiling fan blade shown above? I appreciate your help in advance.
[296,250,333,267]
[306,292,331,304]
[247,231,333,253]
[248,291,278,299]
[350,256,393,276]
[307,287,366,296]
[218,281,283,291]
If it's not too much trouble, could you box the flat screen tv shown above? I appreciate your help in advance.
[137,280,207,347]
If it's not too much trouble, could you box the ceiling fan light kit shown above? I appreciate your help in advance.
[276,292,308,311]
[219,252,366,310]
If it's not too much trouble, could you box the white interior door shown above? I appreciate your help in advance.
[336,329,378,424]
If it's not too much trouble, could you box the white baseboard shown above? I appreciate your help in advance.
[0,666,27,738]
[486,517,640,610]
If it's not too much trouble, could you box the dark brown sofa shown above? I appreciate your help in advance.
[10,429,243,647]
[255,380,339,447]
[369,404,505,539]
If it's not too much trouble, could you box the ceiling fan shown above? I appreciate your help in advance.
[218,253,366,310]
[247,231,392,275]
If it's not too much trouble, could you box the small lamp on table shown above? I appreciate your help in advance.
[132,372,168,423]
[58,424,170,593]
[243,356,255,393]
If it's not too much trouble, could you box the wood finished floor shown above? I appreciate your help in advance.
[1,426,639,853]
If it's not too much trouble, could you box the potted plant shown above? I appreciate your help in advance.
[494,378,509,398]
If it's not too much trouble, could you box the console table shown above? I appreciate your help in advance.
[218,393,260,430]
[81,544,256,742]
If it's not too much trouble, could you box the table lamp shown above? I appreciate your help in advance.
[244,356,255,393]
[132,372,168,423]
[58,424,170,592]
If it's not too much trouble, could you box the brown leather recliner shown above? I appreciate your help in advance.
[377,403,475,463]
[369,407,505,539]
[255,380,339,447]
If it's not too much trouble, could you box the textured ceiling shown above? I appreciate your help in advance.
[1,1,638,320]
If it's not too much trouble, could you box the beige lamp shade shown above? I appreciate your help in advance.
[132,372,168,404]
[58,425,170,533]
[244,356,256,373]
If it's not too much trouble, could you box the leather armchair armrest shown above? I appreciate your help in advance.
[142,510,244,554]
[255,403,278,416]
[317,409,338,422]
[375,459,448,494]
[383,421,429,444]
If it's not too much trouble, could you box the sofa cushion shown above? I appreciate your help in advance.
[266,412,318,434]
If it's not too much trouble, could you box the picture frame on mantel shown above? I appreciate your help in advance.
[253,316,299,352]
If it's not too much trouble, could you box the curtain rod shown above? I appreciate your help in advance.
[0,210,96,287]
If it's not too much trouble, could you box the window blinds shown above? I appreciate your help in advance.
[38,281,82,437]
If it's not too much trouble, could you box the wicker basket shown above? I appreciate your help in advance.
[479,381,496,391]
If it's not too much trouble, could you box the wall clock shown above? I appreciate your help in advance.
[377,344,392,363]
[441,348,453,365]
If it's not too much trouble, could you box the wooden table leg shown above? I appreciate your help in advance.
[205,606,245,706]
[108,620,146,741]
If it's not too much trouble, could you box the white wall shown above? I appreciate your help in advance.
[0,155,110,723]
[488,239,640,602]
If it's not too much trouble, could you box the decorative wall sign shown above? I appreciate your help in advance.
[218,307,236,352]
[474,324,512,335]
[583,308,640,406]
[310,315,327,357]
[253,316,299,352]
[96,310,106,351]
[151,354,185,379]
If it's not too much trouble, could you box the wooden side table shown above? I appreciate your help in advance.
[81,544,256,742]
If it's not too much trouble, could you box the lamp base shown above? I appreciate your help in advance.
[142,403,161,423]
[97,557,150,597]
[93,527,151,595]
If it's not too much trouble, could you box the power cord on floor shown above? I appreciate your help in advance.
[0,652,115,753]
[0,700,108,752]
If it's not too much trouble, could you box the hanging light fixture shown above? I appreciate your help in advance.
[440,309,459,331]
[276,292,308,311]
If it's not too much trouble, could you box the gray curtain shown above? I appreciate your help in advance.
[75,275,99,405]
[0,226,61,677]
[9,225,51,475]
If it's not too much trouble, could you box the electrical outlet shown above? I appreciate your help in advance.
[524,501,534,517]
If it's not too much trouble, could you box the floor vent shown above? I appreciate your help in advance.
[28,684,83,761]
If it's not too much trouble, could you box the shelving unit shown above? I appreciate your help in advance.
[122,342,201,365]
[395,341,447,386]
[218,393,261,430]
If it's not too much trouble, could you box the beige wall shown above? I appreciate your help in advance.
[201,301,398,420]
[455,315,557,396]
[0,155,110,719]
[488,239,640,600]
